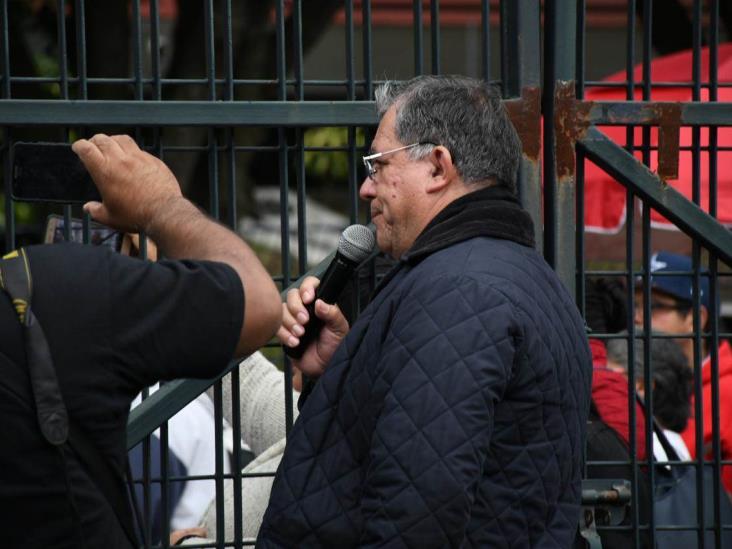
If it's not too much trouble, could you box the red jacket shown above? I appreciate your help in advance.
[682,340,732,493]
[589,339,648,460]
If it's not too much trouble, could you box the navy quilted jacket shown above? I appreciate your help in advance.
[258,187,592,548]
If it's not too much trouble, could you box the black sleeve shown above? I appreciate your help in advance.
[27,243,244,396]
[108,254,244,385]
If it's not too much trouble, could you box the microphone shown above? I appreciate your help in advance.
[285,224,376,359]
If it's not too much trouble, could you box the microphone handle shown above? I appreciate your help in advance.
[284,253,356,359]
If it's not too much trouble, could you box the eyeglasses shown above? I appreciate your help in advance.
[362,142,432,180]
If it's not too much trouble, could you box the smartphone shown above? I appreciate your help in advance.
[44,215,123,252]
[11,142,101,204]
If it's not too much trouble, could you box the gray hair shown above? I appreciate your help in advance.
[374,75,522,192]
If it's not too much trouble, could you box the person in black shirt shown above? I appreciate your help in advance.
[0,134,281,548]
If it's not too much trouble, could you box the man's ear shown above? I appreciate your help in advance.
[425,146,456,193]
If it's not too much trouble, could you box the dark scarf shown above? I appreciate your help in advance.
[401,184,535,265]
[372,185,535,296]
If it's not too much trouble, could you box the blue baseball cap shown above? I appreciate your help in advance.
[643,251,710,309]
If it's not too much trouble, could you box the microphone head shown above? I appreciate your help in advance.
[338,224,376,263]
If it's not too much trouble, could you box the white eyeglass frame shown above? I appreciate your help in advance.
[362,142,431,180]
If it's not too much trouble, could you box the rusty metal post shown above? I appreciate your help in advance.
[543,0,577,296]
[501,0,542,253]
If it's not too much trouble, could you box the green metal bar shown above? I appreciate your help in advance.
[480,0,490,82]
[3,99,729,128]
[430,0,440,74]
[588,101,732,126]
[1,0,14,253]
[578,127,732,266]
[56,0,68,100]
[413,0,423,75]
[0,100,378,126]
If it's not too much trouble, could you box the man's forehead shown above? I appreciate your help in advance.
[371,107,398,150]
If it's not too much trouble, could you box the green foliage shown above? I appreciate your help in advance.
[0,194,41,228]
[34,52,61,98]
[303,127,366,182]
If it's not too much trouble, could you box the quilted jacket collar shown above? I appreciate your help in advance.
[373,185,535,296]
[402,184,535,265]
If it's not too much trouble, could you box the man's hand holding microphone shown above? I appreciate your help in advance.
[278,224,376,378]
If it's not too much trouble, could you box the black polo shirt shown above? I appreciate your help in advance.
[0,243,243,548]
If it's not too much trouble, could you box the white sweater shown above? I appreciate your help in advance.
[189,352,298,544]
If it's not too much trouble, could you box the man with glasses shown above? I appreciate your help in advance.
[634,251,732,493]
[259,75,592,548]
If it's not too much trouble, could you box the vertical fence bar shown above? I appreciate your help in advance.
[0,0,7,100]
[575,146,585,309]
[150,0,162,102]
[131,4,164,540]
[625,157,640,548]
[499,0,507,91]
[220,1,243,545]
[287,0,303,437]
[480,0,490,82]
[131,0,143,101]
[135,0,153,541]
[641,203,655,546]
[230,367,244,549]
[55,0,71,241]
[212,380,225,549]
[542,0,576,295]
[203,2,226,546]
[574,0,586,303]
[638,2,657,545]
[345,1,358,222]
[357,0,374,313]
[413,0,423,75]
[57,0,69,100]
[622,1,642,542]
[293,0,306,274]
[158,424,170,549]
[575,0,585,99]
[74,0,87,100]
[708,2,723,543]
[132,0,149,260]
[690,1,706,542]
[275,0,291,331]
[1,0,11,253]
[150,8,171,527]
[362,0,373,99]
[500,0,519,96]
[222,0,236,228]
[73,0,89,241]
[504,0,542,253]
[430,0,440,74]
[205,0,219,220]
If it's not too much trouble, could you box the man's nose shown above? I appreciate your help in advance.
[359,177,375,200]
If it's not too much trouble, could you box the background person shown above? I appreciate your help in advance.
[0,134,281,548]
[634,251,732,492]
[606,333,693,461]
[260,75,592,548]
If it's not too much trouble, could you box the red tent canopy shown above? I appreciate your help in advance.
[583,44,732,234]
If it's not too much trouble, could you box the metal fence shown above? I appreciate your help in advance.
[2,0,732,547]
